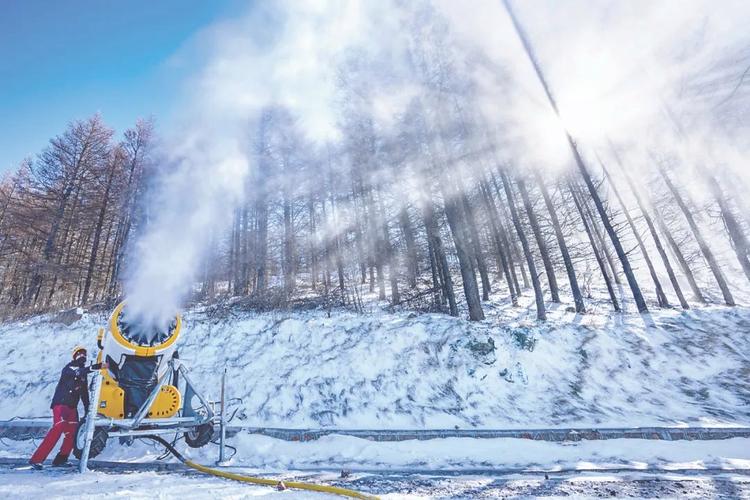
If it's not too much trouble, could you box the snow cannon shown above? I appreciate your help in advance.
[96,301,183,419]
[74,301,216,461]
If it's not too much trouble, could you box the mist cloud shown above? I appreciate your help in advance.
[124,0,750,323]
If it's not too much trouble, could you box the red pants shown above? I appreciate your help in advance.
[30,405,78,464]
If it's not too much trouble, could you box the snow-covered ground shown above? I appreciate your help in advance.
[2,433,750,498]
[2,431,750,472]
[1,292,749,497]
[2,465,749,499]
[2,465,750,499]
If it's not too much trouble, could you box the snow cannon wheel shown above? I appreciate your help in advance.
[72,417,108,460]
[184,423,214,448]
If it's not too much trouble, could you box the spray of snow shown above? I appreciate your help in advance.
[123,0,407,328]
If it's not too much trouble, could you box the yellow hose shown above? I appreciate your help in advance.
[185,460,378,499]
[143,434,376,498]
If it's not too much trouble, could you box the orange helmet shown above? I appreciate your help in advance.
[72,345,87,359]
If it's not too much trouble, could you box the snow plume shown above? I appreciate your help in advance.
[123,132,248,328]
[123,0,402,328]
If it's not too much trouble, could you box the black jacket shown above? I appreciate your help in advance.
[50,360,102,411]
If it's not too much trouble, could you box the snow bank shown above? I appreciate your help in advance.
[1,296,748,429]
[3,431,749,472]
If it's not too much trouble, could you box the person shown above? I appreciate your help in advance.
[28,346,107,469]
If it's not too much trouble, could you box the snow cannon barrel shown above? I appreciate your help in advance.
[95,301,183,419]
[106,301,181,359]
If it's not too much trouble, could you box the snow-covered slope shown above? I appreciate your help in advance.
[1,294,748,429]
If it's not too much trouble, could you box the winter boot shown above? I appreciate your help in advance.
[52,453,70,467]
[28,460,43,470]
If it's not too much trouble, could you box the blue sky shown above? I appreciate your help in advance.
[0,0,244,173]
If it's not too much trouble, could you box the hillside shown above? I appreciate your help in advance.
[2,293,748,430]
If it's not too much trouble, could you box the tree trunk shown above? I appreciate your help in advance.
[570,182,620,311]
[255,195,268,294]
[707,174,750,283]
[369,192,386,301]
[442,189,484,321]
[655,211,705,303]
[611,151,690,309]
[377,191,399,304]
[500,170,546,320]
[308,195,318,291]
[534,172,585,313]
[500,219,523,296]
[489,171,529,290]
[82,159,116,304]
[283,194,295,297]
[460,192,491,300]
[423,201,457,316]
[478,177,518,305]
[581,184,621,287]
[240,203,249,294]
[328,176,346,298]
[601,162,670,308]
[398,207,419,289]
[660,167,734,306]
[350,190,367,285]
[517,177,560,303]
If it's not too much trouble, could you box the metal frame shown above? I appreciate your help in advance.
[217,368,227,464]
[96,360,214,430]
[78,367,104,473]
[79,356,217,472]
[176,362,214,423]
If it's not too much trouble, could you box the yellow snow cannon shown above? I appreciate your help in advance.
[95,301,182,419]
[75,301,215,461]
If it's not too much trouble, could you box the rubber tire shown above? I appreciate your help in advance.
[184,423,214,448]
[72,417,109,460]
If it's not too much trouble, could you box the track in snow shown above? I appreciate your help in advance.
[3,420,750,442]
[1,458,750,498]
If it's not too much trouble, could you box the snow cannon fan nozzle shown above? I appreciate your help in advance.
[108,301,182,359]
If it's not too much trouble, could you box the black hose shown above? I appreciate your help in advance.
[141,434,187,462]
[210,438,237,461]
[155,434,183,461]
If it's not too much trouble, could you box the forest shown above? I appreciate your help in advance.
[0,2,748,321]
